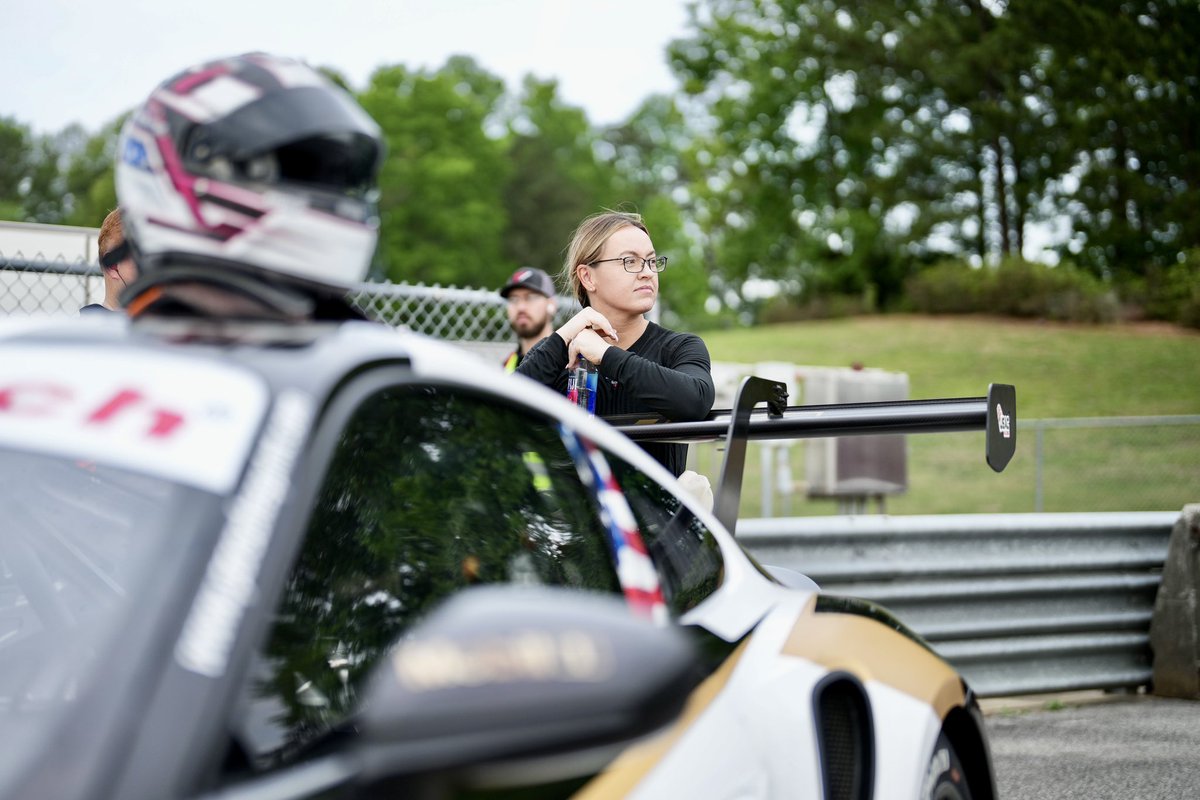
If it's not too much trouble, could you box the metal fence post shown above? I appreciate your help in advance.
[1035,423,1045,513]
[760,444,773,518]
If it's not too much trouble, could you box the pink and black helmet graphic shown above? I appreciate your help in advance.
[115,52,384,293]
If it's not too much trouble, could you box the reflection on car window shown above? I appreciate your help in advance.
[232,385,619,771]
[0,450,189,784]
[604,453,724,618]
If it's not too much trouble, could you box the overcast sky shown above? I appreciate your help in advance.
[4,0,693,136]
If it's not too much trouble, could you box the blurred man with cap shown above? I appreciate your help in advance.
[500,267,557,373]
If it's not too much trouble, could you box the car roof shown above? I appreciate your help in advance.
[2,312,501,398]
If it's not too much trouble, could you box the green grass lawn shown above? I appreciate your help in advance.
[689,314,1200,516]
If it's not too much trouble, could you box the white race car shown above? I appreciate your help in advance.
[0,313,1013,799]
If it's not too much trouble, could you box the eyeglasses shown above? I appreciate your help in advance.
[99,241,130,269]
[588,255,668,273]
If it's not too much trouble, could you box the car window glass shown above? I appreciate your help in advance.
[228,385,619,774]
[603,452,725,618]
[0,450,193,790]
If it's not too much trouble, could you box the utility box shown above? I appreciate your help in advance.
[803,367,909,512]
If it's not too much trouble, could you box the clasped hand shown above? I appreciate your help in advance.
[556,307,618,369]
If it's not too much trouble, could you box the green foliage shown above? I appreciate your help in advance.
[20,129,71,223]
[1022,2,1200,282]
[1123,252,1200,330]
[61,117,123,226]
[902,261,988,315]
[600,95,710,326]
[0,117,31,212]
[5,3,1197,327]
[358,58,511,286]
[670,0,1200,315]
[501,76,625,279]
[0,115,123,226]
[638,195,708,329]
[757,292,875,325]
[905,258,1119,323]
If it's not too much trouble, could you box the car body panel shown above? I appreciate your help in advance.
[0,344,268,493]
[0,315,995,800]
[577,591,965,799]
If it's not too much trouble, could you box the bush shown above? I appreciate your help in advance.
[1129,254,1200,330]
[905,258,1119,323]
[903,261,986,314]
[757,292,875,324]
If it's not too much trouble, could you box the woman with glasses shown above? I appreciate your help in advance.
[517,210,715,477]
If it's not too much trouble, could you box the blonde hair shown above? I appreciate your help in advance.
[98,207,124,258]
[560,210,649,307]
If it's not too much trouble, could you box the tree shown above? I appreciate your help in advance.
[0,117,32,221]
[1017,1,1200,281]
[62,117,124,227]
[357,57,511,287]
[668,0,923,309]
[669,0,1199,311]
[500,76,624,280]
[603,94,710,326]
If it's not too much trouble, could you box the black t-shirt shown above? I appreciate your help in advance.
[516,321,715,476]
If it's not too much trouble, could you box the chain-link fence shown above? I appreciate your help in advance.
[0,221,106,313]
[0,259,106,314]
[0,255,574,363]
[0,255,574,341]
[349,280,580,341]
[1024,416,1200,513]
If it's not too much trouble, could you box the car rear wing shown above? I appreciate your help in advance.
[608,379,1016,536]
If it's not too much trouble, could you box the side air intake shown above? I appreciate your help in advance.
[813,674,874,800]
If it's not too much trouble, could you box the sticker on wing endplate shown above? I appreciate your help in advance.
[995,402,1011,439]
[0,346,268,493]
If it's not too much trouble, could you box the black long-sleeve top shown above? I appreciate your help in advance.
[516,321,715,476]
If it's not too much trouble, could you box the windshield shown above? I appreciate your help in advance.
[0,448,200,785]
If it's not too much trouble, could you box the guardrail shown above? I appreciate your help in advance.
[738,511,1180,697]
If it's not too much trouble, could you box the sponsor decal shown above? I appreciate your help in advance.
[0,347,267,492]
[175,389,313,677]
[996,402,1011,439]
[121,136,152,172]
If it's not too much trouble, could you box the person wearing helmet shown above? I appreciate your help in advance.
[114,52,384,321]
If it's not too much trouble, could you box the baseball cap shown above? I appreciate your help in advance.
[500,267,556,299]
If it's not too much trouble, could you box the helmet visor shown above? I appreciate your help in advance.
[188,85,383,194]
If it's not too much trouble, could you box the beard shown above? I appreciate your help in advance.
[510,309,551,339]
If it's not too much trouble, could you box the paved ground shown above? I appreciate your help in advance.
[981,692,1200,800]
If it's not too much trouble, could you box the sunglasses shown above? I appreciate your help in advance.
[99,241,131,269]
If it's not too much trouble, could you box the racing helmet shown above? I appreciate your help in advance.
[115,52,384,294]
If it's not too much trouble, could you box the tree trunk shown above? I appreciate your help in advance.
[993,136,1011,257]
[976,144,989,262]
[1012,146,1026,259]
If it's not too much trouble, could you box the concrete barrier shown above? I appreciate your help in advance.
[1149,504,1200,698]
